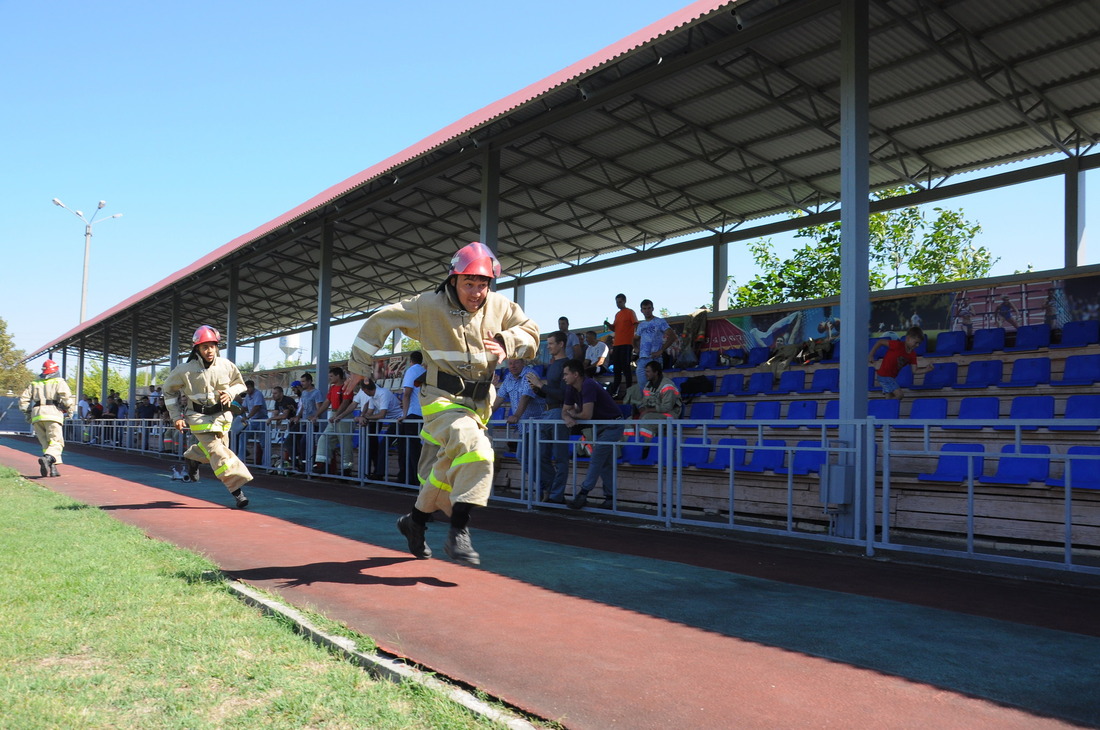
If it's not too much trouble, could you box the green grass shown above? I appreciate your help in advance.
[0,466,514,729]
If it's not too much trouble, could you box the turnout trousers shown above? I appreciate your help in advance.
[414,399,494,517]
[33,421,65,462]
[184,420,253,492]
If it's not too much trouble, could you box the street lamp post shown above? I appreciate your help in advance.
[52,198,122,323]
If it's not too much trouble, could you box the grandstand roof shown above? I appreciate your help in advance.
[32,0,1100,365]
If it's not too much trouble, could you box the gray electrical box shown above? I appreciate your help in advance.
[820,463,854,505]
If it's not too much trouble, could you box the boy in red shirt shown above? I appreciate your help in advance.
[868,326,928,400]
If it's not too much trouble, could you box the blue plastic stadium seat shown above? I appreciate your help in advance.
[910,361,958,390]
[1005,323,1051,352]
[698,438,747,471]
[999,357,1051,388]
[738,439,786,473]
[992,395,1054,431]
[898,397,948,428]
[620,435,661,466]
[680,437,712,468]
[619,404,634,419]
[744,371,774,395]
[1046,446,1100,490]
[684,401,715,428]
[800,368,839,394]
[928,330,966,357]
[1050,354,1100,386]
[688,349,720,371]
[749,400,781,424]
[979,444,1051,485]
[773,369,806,394]
[774,440,828,476]
[714,373,745,397]
[736,346,771,369]
[718,400,748,424]
[951,360,1004,389]
[1049,394,1100,432]
[672,376,688,391]
[966,327,1006,354]
[868,399,900,422]
[917,443,985,482]
[943,396,1000,430]
[785,400,818,424]
[1050,320,1100,349]
[823,400,839,420]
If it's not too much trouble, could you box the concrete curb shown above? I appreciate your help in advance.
[225,579,539,730]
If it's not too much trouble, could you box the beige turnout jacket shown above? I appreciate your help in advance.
[348,286,539,403]
[19,375,74,425]
[162,356,247,432]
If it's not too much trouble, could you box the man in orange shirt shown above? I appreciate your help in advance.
[603,293,638,399]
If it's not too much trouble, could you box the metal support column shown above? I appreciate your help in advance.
[836,0,870,540]
[513,282,526,309]
[129,312,139,415]
[170,291,181,369]
[226,264,239,363]
[77,337,85,404]
[1065,158,1087,268]
[100,326,110,400]
[315,220,334,384]
[712,242,729,313]
[480,147,501,271]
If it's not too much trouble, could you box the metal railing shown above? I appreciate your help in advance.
[57,412,1100,575]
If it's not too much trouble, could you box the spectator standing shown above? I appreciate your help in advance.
[493,357,546,486]
[290,374,323,468]
[314,367,355,475]
[527,330,570,503]
[398,351,427,486]
[19,359,73,477]
[344,242,538,565]
[603,293,638,398]
[869,327,928,401]
[562,358,625,510]
[633,299,675,388]
[357,379,404,480]
[994,295,1020,329]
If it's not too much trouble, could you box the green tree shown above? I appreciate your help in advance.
[66,362,131,399]
[0,318,34,395]
[728,188,995,308]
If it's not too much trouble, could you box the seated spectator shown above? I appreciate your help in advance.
[492,357,546,477]
[629,360,682,440]
[135,396,157,420]
[584,330,610,376]
[267,385,296,424]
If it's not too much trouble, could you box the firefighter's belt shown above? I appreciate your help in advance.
[435,372,492,400]
[192,402,224,416]
[32,399,61,407]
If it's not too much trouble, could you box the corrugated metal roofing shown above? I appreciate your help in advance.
[33,0,1100,364]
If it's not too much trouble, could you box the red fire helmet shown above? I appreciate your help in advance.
[41,359,59,376]
[448,242,501,279]
[192,325,221,346]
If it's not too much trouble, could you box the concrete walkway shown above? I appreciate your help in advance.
[3,435,1099,729]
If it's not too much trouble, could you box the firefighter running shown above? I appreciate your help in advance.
[19,359,74,477]
[346,242,539,565]
[162,325,253,508]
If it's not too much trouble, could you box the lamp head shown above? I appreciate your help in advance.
[97,200,106,209]
[52,198,63,207]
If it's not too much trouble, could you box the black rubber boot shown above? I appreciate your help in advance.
[232,488,249,509]
[184,459,201,482]
[38,456,49,477]
[48,456,60,478]
[397,514,431,559]
[444,527,481,566]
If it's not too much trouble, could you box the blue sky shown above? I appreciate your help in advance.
[2,1,1096,369]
